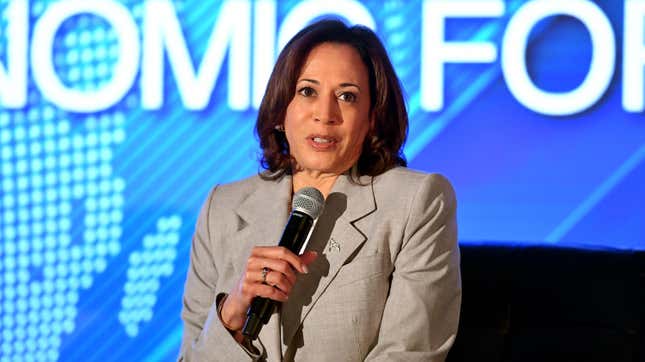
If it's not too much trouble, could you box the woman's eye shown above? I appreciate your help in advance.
[298,87,315,97]
[338,92,357,103]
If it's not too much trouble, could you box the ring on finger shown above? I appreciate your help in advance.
[261,267,269,285]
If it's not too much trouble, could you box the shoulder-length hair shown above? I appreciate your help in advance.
[256,18,407,179]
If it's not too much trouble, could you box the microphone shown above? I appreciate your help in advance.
[242,187,325,340]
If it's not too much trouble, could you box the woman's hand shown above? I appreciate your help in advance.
[220,246,318,333]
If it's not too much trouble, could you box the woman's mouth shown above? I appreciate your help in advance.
[308,135,338,150]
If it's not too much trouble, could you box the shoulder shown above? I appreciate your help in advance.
[372,167,456,204]
[197,174,278,234]
[373,168,458,253]
[211,173,263,202]
[198,174,274,222]
[207,173,280,207]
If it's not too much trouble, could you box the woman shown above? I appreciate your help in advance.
[179,19,461,361]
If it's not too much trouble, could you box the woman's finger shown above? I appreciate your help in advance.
[243,279,289,302]
[251,246,309,274]
[246,257,297,285]
[299,251,318,266]
[263,268,294,294]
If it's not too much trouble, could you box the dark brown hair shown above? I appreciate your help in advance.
[256,18,407,178]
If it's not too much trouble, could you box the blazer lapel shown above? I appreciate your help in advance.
[230,175,292,278]
[282,174,377,346]
[228,175,292,359]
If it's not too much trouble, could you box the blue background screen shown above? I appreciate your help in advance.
[0,1,643,360]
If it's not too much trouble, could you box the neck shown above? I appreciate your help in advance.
[292,170,340,199]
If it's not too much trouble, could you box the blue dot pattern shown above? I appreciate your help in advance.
[1,3,126,361]
[118,215,182,337]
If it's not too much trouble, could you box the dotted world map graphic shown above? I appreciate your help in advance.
[1,2,182,360]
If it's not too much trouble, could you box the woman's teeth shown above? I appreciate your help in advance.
[313,137,333,143]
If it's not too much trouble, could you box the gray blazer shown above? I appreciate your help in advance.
[179,167,461,361]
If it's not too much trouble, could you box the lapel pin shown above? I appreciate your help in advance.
[328,238,341,253]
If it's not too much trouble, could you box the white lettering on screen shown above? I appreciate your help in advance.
[0,0,641,115]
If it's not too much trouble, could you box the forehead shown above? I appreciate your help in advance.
[298,43,369,84]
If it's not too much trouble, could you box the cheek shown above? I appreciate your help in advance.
[283,104,300,148]
[350,122,370,150]
[285,129,297,151]
[284,116,300,144]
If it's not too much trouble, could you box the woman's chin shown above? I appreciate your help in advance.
[293,161,346,176]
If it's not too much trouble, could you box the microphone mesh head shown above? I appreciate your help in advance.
[292,187,324,219]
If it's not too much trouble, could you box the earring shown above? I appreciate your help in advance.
[274,124,285,132]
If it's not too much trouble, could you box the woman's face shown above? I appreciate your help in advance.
[284,42,372,176]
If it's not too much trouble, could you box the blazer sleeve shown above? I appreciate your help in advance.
[365,173,462,362]
[178,186,264,361]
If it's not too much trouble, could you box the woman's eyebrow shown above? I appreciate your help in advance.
[339,82,360,90]
[298,78,361,90]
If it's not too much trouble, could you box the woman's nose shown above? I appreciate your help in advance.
[313,93,341,124]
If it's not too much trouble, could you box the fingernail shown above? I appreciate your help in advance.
[302,265,309,274]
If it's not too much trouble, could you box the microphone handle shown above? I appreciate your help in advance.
[242,211,313,340]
